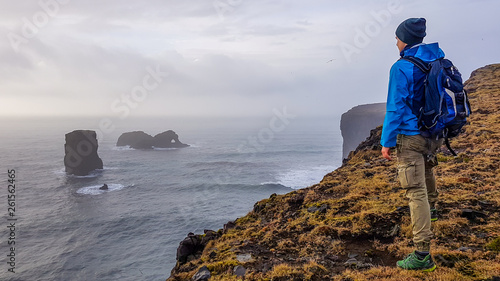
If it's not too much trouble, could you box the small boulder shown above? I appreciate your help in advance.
[223,221,236,234]
[233,265,246,277]
[177,233,201,264]
[307,204,329,213]
[348,253,359,259]
[236,253,253,263]
[344,258,358,267]
[192,266,211,281]
[460,209,487,221]
[457,246,473,252]
[176,231,220,265]
[344,257,373,269]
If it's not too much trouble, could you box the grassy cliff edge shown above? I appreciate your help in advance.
[168,64,500,281]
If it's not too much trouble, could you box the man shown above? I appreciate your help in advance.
[380,18,444,271]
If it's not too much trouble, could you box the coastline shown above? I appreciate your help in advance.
[167,63,500,280]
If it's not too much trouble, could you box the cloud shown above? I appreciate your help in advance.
[1,0,500,117]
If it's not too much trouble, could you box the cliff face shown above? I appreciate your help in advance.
[167,64,500,281]
[340,103,386,160]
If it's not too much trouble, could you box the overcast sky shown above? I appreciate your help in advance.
[1,0,499,118]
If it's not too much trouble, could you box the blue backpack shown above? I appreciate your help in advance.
[401,56,471,155]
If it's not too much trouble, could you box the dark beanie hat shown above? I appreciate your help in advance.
[396,18,426,46]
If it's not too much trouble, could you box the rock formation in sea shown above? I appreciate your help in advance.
[116,130,189,149]
[153,130,189,148]
[64,130,103,176]
[340,102,386,160]
[116,131,154,149]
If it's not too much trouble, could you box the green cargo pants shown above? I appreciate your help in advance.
[396,134,443,251]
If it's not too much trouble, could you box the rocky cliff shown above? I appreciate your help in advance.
[340,103,386,160]
[167,64,500,281]
[116,130,189,149]
[64,130,103,176]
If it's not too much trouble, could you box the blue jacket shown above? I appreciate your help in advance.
[380,43,445,147]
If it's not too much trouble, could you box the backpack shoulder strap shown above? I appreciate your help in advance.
[444,136,458,156]
[400,56,431,74]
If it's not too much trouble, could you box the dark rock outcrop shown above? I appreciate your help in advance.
[176,230,220,265]
[116,131,154,149]
[340,103,386,160]
[153,130,188,148]
[191,266,211,281]
[234,265,246,277]
[64,130,103,176]
[116,130,189,149]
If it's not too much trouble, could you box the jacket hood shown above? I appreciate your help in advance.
[400,42,445,62]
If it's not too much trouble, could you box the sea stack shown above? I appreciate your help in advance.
[116,130,189,149]
[64,130,103,176]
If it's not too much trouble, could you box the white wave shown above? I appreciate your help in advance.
[112,145,187,151]
[273,165,337,189]
[65,169,104,179]
[152,147,178,151]
[54,168,66,176]
[260,181,278,185]
[55,166,117,177]
[112,145,135,151]
[103,166,119,170]
[76,183,126,195]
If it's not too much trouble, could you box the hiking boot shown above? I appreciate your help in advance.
[430,208,438,222]
[396,251,437,272]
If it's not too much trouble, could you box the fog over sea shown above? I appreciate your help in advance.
[0,115,342,281]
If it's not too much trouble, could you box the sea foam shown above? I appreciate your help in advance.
[273,165,337,189]
[76,183,126,195]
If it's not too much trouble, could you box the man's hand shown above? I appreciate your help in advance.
[381,146,393,160]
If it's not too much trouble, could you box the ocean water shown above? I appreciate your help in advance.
[0,115,342,281]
